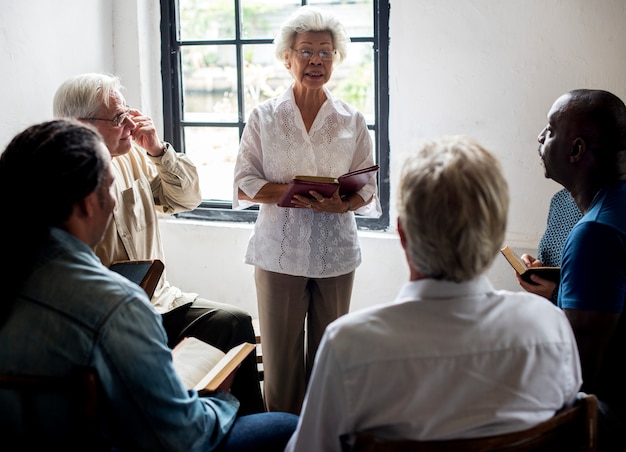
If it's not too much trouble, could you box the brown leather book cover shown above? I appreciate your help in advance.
[337,165,379,196]
[277,165,379,208]
[500,246,560,284]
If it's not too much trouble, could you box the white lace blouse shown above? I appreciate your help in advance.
[233,85,382,278]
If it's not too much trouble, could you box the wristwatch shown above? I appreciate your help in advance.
[158,141,170,156]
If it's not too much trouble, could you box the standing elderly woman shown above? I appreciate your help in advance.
[233,6,381,414]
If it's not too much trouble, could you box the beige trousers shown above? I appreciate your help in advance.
[254,267,355,414]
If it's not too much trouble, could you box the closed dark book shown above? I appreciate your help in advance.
[109,259,164,298]
[277,165,379,208]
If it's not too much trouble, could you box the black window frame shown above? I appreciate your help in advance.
[160,0,390,230]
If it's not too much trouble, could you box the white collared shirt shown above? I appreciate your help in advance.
[285,276,582,452]
[233,85,381,278]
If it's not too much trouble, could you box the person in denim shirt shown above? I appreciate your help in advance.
[0,120,297,451]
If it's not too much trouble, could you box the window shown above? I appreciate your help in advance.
[160,0,390,229]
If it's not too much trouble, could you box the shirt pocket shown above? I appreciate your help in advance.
[120,177,157,234]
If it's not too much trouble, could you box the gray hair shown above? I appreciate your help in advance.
[53,73,124,119]
[274,6,349,65]
[397,136,509,282]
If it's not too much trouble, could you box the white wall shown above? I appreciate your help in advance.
[2,0,626,318]
[0,0,113,143]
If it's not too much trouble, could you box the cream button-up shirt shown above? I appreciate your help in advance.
[94,142,202,313]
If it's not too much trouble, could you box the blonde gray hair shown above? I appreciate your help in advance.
[274,6,349,65]
[53,73,124,119]
[397,136,509,282]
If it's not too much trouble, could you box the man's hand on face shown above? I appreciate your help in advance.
[130,109,165,156]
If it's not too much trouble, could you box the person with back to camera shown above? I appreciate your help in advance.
[0,119,298,451]
[53,72,264,416]
[284,136,582,452]
[535,89,626,451]
[233,6,382,414]
[515,188,582,303]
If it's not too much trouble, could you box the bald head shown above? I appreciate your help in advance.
[538,89,626,211]
[564,89,626,158]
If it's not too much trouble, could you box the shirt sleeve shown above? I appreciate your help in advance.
[285,331,349,452]
[350,113,382,218]
[141,142,202,214]
[559,221,626,312]
[95,290,238,451]
[233,108,270,210]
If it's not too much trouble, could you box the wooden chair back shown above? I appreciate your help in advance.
[0,367,107,449]
[351,393,597,452]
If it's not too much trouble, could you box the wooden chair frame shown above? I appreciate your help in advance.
[0,367,106,449]
[351,393,597,452]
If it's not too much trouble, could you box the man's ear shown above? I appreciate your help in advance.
[397,216,424,280]
[570,137,586,161]
[77,192,98,218]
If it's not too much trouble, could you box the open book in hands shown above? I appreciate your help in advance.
[277,164,379,208]
[500,246,560,284]
[172,337,256,393]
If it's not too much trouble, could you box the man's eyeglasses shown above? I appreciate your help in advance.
[290,49,336,61]
[82,108,131,128]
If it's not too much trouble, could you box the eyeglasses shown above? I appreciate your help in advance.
[82,108,131,128]
[290,48,336,61]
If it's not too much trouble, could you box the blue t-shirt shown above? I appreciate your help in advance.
[559,182,626,312]
[558,180,626,416]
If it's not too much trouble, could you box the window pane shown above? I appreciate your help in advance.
[241,0,301,39]
[309,0,373,36]
[184,126,240,201]
[179,0,235,41]
[243,43,292,119]
[331,41,375,123]
[181,45,238,123]
[242,42,374,122]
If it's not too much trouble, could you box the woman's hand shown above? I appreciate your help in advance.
[520,253,541,268]
[238,184,289,204]
[293,189,350,213]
